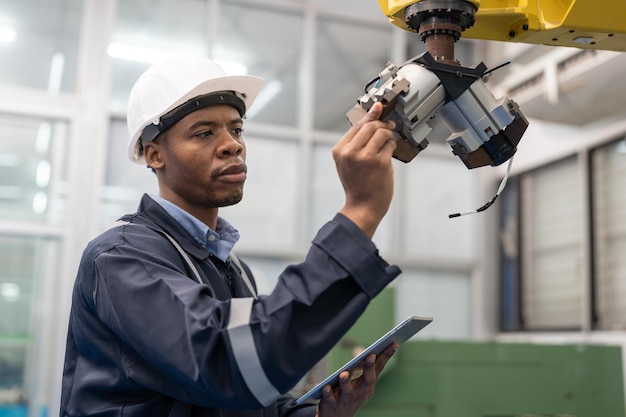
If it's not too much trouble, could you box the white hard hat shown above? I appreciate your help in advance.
[126,55,264,164]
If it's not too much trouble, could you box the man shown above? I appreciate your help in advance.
[60,55,400,417]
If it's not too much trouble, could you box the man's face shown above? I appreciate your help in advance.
[149,104,247,210]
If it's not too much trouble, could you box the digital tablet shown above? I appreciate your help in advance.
[295,315,433,405]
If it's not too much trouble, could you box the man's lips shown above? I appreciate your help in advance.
[216,164,247,181]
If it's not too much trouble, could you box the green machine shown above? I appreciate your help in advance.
[324,290,625,417]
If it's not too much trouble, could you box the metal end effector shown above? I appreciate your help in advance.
[347,0,529,170]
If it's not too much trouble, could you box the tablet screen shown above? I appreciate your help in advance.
[295,315,433,405]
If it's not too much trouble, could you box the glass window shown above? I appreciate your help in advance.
[309,143,344,238]
[520,156,584,329]
[395,269,471,340]
[399,153,480,262]
[218,3,303,127]
[592,138,626,330]
[109,0,210,111]
[309,143,393,251]
[99,118,157,229]
[314,17,393,131]
[220,136,300,250]
[499,177,521,331]
[0,114,69,224]
[0,0,81,92]
[0,235,60,414]
[238,256,292,296]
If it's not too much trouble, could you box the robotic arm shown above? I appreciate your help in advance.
[346,52,527,169]
[349,0,626,169]
[347,0,528,170]
[349,0,625,214]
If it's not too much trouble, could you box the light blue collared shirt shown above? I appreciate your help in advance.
[149,194,240,262]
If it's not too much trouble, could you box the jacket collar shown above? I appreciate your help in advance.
[134,193,212,261]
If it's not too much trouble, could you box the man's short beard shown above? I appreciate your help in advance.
[214,193,243,207]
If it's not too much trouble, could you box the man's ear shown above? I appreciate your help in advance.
[143,141,164,171]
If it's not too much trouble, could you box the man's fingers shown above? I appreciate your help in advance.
[363,101,384,122]
[361,353,377,384]
[351,101,394,132]
[375,343,399,375]
[337,370,352,397]
[337,101,395,155]
[321,384,334,402]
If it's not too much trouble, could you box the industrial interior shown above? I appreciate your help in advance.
[1,0,626,416]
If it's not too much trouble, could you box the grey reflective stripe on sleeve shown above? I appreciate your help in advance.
[227,297,281,406]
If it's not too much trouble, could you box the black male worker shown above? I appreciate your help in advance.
[60,55,401,417]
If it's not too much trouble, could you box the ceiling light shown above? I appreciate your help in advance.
[48,52,65,94]
[36,123,52,154]
[214,60,248,75]
[36,160,51,187]
[108,43,173,64]
[32,191,47,214]
[246,80,282,118]
[0,282,20,302]
[107,42,205,64]
[107,43,248,75]
[0,26,16,43]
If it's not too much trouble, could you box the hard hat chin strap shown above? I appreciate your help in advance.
[141,91,246,144]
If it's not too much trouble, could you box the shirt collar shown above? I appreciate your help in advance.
[149,194,239,262]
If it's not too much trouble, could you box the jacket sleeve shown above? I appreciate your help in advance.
[85,213,400,409]
[276,394,317,417]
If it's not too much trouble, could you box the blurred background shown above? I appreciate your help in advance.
[0,0,625,416]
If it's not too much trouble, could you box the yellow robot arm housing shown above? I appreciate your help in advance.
[380,0,626,52]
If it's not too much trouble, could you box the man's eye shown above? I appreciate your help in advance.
[233,128,244,136]
[195,130,213,138]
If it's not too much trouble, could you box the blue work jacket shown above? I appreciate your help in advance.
[60,194,401,417]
